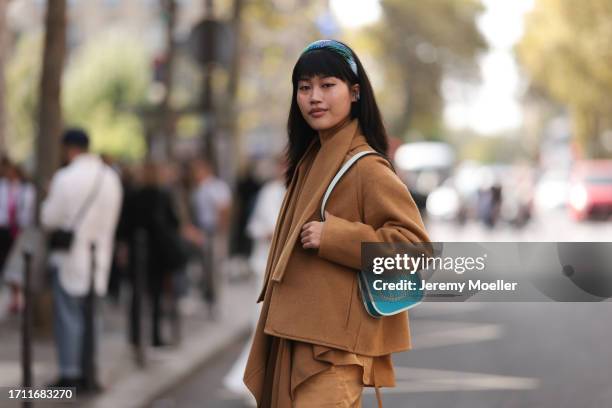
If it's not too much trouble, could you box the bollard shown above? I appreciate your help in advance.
[131,229,147,367]
[21,251,33,408]
[169,268,183,346]
[81,242,98,392]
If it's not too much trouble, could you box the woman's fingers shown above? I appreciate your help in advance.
[302,221,315,231]
[301,221,322,249]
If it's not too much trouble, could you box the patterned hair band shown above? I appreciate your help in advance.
[301,39,358,77]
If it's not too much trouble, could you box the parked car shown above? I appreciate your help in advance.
[568,160,612,220]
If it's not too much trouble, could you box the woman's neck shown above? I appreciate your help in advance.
[318,116,352,144]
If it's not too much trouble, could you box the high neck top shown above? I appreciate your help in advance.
[318,117,356,146]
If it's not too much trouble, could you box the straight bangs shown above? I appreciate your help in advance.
[291,49,357,85]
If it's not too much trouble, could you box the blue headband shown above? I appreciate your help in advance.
[301,39,358,77]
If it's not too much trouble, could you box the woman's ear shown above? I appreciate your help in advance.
[351,84,361,102]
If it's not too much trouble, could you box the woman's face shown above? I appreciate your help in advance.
[296,75,359,131]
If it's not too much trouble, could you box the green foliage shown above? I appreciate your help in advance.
[63,31,149,160]
[517,0,612,157]
[6,31,150,161]
[365,0,488,139]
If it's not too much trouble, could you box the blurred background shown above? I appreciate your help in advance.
[0,0,611,407]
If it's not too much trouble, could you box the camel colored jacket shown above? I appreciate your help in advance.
[251,118,430,354]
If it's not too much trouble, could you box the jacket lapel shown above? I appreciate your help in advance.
[255,140,318,301]
[270,119,360,283]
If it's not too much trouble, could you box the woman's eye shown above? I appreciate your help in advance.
[322,83,335,88]
[299,85,310,91]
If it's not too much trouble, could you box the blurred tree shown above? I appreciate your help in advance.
[36,0,66,215]
[63,32,149,160]
[0,0,7,154]
[517,0,612,158]
[158,0,177,159]
[366,0,487,139]
[234,0,323,148]
[457,131,525,164]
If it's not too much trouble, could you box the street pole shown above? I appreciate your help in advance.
[21,251,33,408]
[132,229,148,367]
[81,243,98,392]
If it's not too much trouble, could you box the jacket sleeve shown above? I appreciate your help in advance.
[318,156,430,270]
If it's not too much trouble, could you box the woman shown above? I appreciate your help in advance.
[243,40,430,407]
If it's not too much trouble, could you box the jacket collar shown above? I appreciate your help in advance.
[270,118,367,283]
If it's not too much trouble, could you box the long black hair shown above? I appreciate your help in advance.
[285,41,389,186]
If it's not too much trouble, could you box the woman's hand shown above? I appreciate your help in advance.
[300,212,329,249]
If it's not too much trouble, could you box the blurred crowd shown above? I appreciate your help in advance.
[0,127,287,394]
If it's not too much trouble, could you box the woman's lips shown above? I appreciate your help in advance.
[309,109,327,118]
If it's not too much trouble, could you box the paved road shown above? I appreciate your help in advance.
[155,211,612,407]
[154,300,612,408]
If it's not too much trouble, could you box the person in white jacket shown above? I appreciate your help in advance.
[41,129,122,390]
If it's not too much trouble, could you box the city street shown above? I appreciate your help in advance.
[152,211,612,408]
[2,1,612,407]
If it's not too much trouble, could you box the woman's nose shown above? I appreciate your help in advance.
[310,86,323,102]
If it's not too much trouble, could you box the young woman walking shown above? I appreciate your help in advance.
[243,39,430,407]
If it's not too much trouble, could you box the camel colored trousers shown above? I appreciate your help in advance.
[293,364,364,408]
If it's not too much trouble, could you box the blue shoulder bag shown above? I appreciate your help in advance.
[320,151,424,318]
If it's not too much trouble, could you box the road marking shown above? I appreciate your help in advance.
[410,320,503,349]
[410,302,483,317]
[364,367,539,393]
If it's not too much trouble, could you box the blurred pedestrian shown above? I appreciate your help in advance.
[477,183,503,228]
[189,157,231,319]
[242,40,430,407]
[0,161,35,313]
[107,163,134,305]
[42,128,122,390]
[123,161,187,347]
[0,162,35,270]
[229,160,263,259]
[224,155,285,402]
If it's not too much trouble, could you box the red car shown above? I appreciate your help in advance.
[568,160,612,220]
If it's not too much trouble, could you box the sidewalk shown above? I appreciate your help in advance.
[0,272,257,408]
